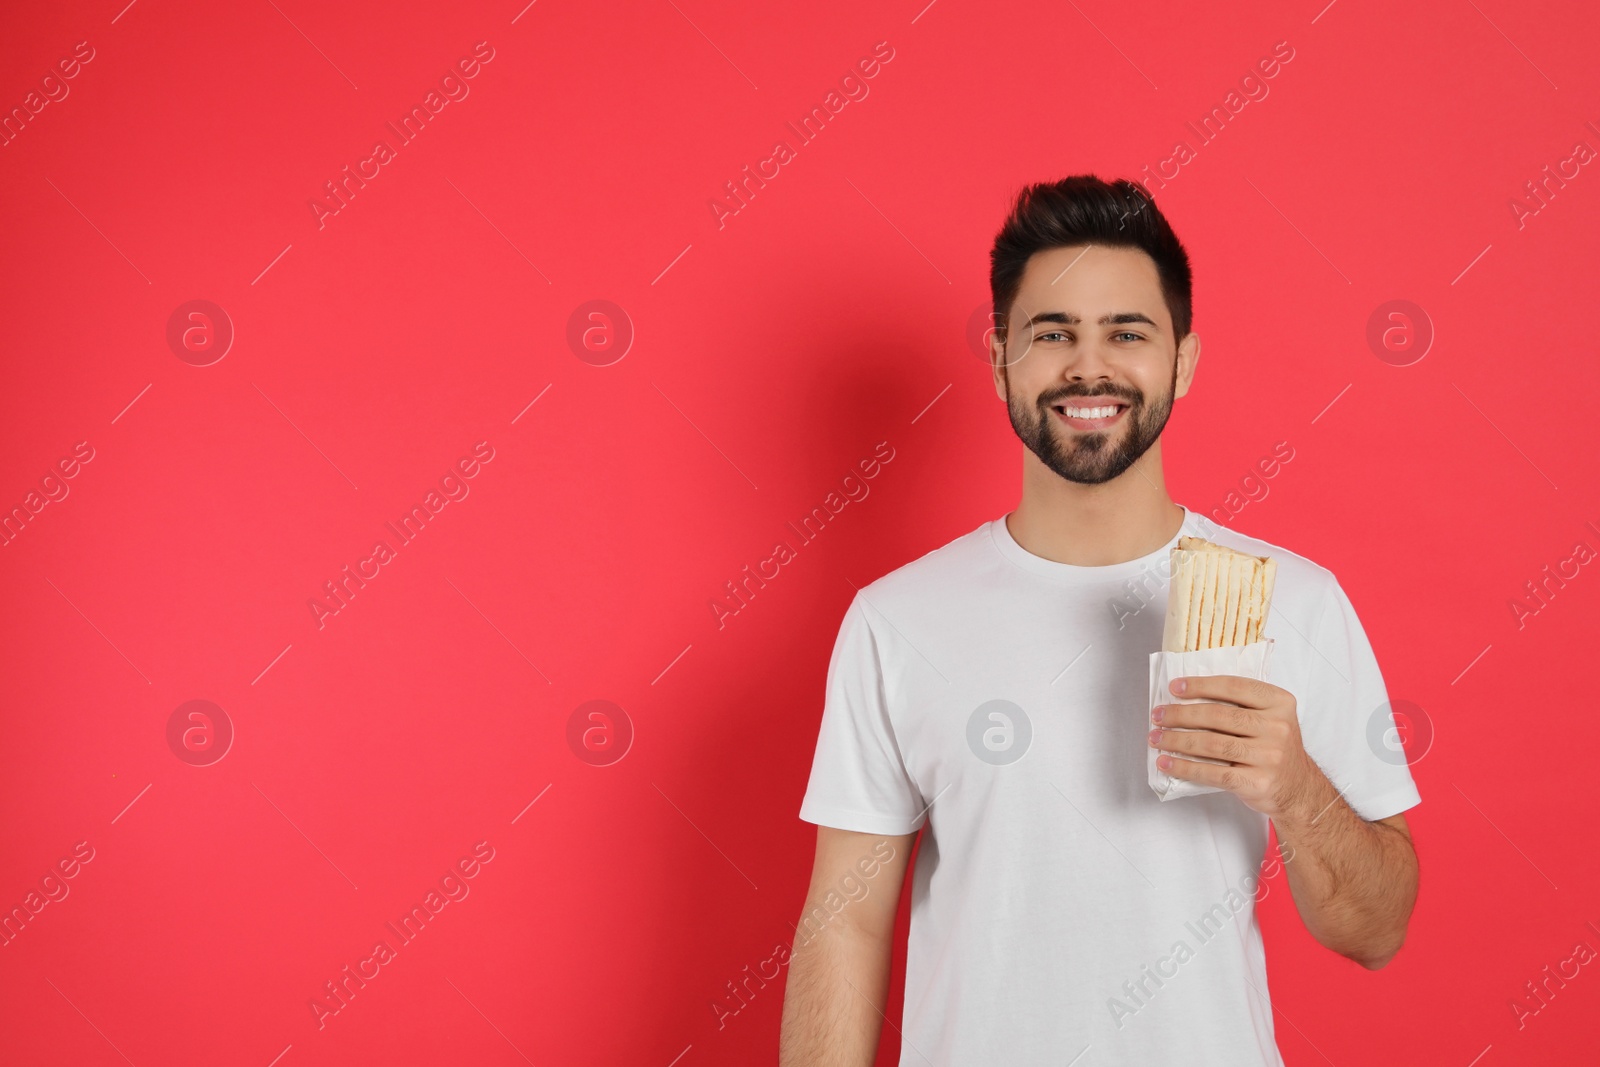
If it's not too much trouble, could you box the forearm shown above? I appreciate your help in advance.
[1272,764,1418,968]
[779,923,892,1067]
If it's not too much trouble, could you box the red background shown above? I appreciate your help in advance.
[2,1,1597,1064]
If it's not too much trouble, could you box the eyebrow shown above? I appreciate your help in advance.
[1023,311,1160,331]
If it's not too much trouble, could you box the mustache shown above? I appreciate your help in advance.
[1039,386,1143,407]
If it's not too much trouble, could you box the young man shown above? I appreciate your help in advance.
[780,176,1420,1065]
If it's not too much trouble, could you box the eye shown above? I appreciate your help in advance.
[1037,330,1069,343]
[1114,331,1144,342]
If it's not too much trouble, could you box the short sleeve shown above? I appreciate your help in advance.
[798,593,928,835]
[1295,579,1422,822]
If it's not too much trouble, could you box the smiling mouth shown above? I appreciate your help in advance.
[1051,399,1130,432]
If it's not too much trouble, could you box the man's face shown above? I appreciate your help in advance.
[991,244,1199,485]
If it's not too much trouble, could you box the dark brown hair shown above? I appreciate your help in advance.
[989,175,1194,343]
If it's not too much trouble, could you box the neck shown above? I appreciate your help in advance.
[1004,438,1184,566]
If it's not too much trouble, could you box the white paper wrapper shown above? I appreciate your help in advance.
[1148,639,1275,801]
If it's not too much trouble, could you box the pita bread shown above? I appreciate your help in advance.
[1201,550,1225,650]
[1219,554,1243,646]
[1241,559,1262,643]
[1180,536,1227,555]
[1163,550,1195,653]
[1209,553,1232,648]
[1163,536,1275,649]
[1248,559,1260,643]
[1258,557,1278,638]
[1182,550,1200,651]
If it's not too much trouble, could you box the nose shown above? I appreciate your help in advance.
[1060,337,1118,384]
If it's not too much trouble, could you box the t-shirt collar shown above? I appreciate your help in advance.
[988,505,1200,584]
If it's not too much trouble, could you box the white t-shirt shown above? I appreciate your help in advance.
[798,506,1421,1066]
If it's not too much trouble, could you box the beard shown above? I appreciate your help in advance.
[1004,359,1177,485]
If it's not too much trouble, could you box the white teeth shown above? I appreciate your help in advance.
[1062,405,1121,419]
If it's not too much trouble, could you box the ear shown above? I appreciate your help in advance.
[990,322,1009,402]
[1173,331,1201,399]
